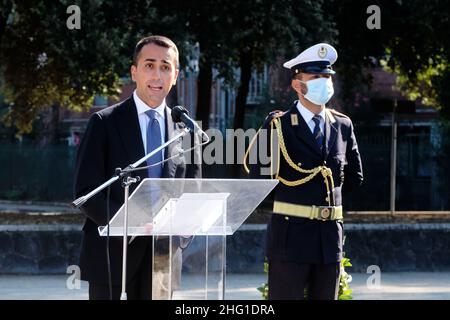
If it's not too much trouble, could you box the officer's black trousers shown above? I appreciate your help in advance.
[268,260,340,300]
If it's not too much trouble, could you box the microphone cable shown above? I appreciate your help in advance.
[106,185,113,300]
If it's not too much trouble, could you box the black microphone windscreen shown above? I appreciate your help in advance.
[171,106,189,123]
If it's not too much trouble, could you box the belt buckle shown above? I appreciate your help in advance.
[319,206,332,220]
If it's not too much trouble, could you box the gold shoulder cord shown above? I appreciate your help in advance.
[243,125,263,175]
[243,116,335,206]
[272,117,335,206]
[243,117,280,179]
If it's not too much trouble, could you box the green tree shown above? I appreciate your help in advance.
[325,0,450,117]
[227,0,337,131]
[3,0,449,137]
[0,1,14,47]
[155,0,232,130]
[158,1,336,132]
[380,0,450,118]
[0,0,188,139]
[221,0,337,177]
[1,1,124,136]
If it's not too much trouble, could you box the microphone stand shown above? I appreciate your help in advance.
[71,127,190,300]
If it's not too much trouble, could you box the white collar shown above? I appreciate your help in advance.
[296,100,325,123]
[133,90,166,118]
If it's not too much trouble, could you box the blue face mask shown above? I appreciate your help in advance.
[300,77,334,105]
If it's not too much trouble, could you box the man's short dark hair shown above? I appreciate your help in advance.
[292,72,303,80]
[132,35,179,68]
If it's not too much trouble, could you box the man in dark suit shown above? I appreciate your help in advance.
[74,35,201,300]
[245,43,363,300]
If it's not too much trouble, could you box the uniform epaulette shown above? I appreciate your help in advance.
[263,110,285,127]
[328,108,350,119]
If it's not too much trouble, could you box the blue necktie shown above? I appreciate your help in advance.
[145,110,163,178]
[312,115,324,150]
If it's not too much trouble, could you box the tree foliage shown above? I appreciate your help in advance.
[326,0,450,117]
[380,0,450,118]
[0,0,182,135]
[224,0,336,130]
[1,0,450,137]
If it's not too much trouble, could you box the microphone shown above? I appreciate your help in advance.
[171,106,208,139]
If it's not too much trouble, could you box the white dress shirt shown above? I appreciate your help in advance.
[133,90,166,156]
[296,100,325,135]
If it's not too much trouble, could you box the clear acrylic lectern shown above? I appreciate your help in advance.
[98,178,278,300]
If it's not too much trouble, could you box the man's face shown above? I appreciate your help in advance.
[292,73,331,96]
[131,43,179,108]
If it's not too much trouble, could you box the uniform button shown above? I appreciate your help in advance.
[285,216,289,221]
[324,161,327,165]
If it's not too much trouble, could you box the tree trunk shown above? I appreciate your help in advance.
[228,49,253,178]
[0,1,13,48]
[39,102,60,146]
[196,57,213,131]
[233,49,253,130]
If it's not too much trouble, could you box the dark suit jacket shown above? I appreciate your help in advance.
[73,96,201,285]
[248,102,363,264]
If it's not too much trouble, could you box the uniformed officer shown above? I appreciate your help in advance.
[244,43,363,300]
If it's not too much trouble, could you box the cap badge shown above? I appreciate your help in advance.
[318,46,327,58]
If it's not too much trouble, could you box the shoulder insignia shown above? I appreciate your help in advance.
[267,109,285,119]
[263,109,286,127]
